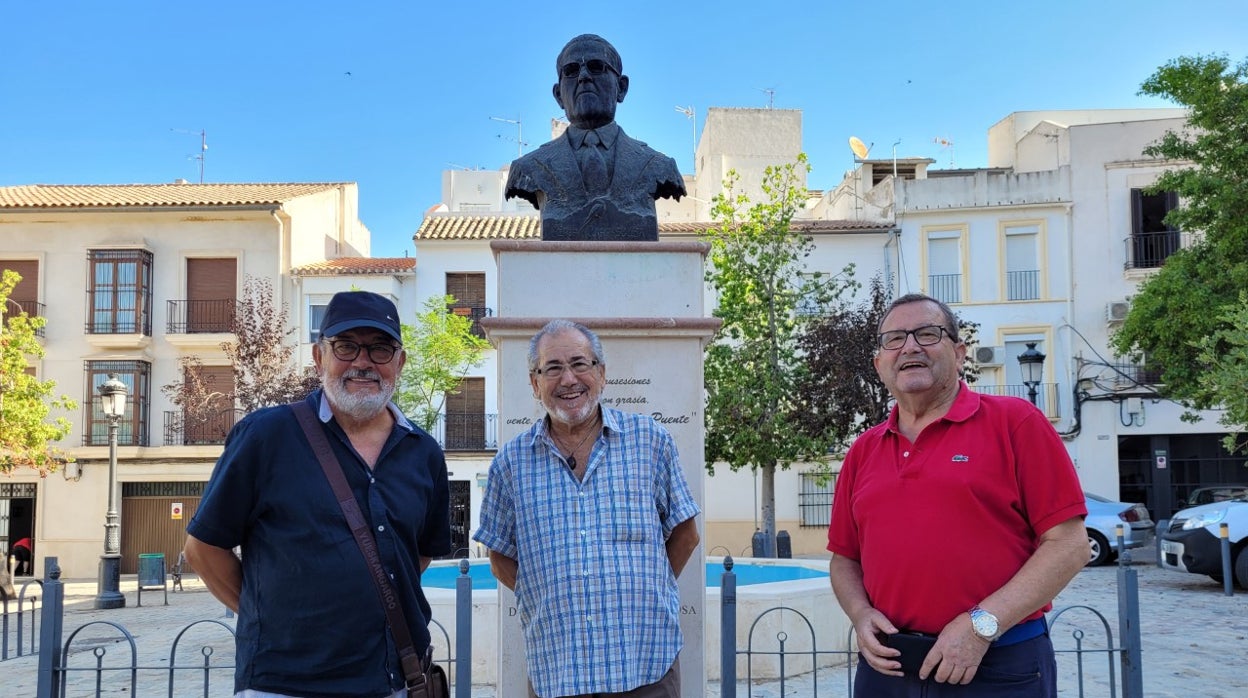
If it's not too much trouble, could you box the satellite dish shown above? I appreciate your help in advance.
[849,136,871,160]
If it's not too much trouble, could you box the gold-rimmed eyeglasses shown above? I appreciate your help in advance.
[532,359,599,379]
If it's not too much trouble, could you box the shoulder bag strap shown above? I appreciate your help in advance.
[290,401,430,694]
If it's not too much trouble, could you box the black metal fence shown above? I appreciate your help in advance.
[2,579,42,661]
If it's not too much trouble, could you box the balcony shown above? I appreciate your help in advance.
[449,305,494,338]
[5,299,45,337]
[974,383,1062,419]
[927,273,962,304]
[1005,270,1040,301]
[429,412,498,451]
[1123,230,1199,270]
[167,299,238,333]
[163,408,244,446]
[1107,362,1163,387]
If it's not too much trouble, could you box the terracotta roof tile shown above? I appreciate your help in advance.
[0,183,350,209]
[291,257,416,276]
[415,213,894,240]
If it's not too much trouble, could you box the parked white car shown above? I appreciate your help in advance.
[1160,498,1248,588]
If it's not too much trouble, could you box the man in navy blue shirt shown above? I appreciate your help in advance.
[186,291,451,698]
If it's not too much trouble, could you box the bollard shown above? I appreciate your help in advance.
[455,558,472,697]
[1117,563,1144,698]
[35,557,64,698]
[1155,519,1169,567]
[1220,523,1233,597]
[720,557,737,698]
[1116,524,1128,566]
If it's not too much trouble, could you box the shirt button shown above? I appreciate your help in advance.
[903,451,910,457]
[370,477,376,484]
[377,525,385,532]
[580,530,587,536]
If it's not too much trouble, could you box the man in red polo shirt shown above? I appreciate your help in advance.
[828,293,1088,697]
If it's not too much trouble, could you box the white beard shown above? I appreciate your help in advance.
[322,368,394,421]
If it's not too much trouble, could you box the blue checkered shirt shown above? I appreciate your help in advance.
[473,407,700,697]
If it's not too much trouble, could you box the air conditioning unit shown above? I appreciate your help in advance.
[1106,300,1131,323]
[974,346,1005,366]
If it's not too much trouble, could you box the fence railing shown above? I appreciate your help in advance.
[1,579,43,661]
[162,409,245,446]
[428,412,498,451]
[165,300,237,334]
[31,558,474,698]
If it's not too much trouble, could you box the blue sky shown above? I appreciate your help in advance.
[2,1,1245,257]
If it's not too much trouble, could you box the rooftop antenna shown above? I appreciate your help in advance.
[172,128,207,182]
[490,116,527,158]
[756,87,776,109]
[674,105,696,169]
[933,137,955,167]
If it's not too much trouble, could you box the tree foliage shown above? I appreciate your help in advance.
[1112,54,1248,415]
[164,275,318,420]
[796,276,982,461]
[701,155,857,554]
[392,295,490,433]
[0,270,76,474]
[1195,292,1248,454]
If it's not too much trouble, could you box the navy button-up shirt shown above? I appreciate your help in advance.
[188,390,451,697]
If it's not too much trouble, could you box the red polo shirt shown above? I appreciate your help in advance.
[827,383,1086,634]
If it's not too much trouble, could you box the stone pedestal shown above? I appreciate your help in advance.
[481,240,716,698]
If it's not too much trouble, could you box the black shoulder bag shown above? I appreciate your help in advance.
[291,402,448,698]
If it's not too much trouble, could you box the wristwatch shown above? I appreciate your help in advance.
[969,605,1002,642]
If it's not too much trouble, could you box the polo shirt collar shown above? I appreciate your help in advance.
[530,404,616,447]
[884,380,978,433]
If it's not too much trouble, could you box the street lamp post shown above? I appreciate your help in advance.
[1017,342,1046,407]
[96,373,128,609]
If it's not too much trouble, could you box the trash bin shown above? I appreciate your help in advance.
[137,553,168,606]
[777,530,792,559]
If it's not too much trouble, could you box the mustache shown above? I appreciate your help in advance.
[342,368,381,381]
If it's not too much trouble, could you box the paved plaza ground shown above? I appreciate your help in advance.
[3,557,1245,697]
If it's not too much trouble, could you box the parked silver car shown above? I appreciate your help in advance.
[1084,492,1154,566]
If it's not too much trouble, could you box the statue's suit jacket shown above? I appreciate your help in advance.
[505,125,685,241]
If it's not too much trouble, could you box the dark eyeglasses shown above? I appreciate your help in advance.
[327,339,400,364]
[877,325,952,351]
[559,59,619,79]
[532,359,599,379]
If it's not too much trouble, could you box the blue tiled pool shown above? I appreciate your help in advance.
[421,561,827,590]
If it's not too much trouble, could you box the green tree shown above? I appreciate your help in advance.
[1112,54,1248,416]
[164,275,318,426]
[393,295,490,433]
[1195,292,1248,454]
[0,269,76,474]
[701,155,857,556]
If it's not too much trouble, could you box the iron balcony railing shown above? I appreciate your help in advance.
[1005,269,1040,301]
[162,408,244,446]
[1123,230,1199,270]
[166,299,238,334]
[429,412,498,451]
[5,299,46,337]
[449,306,493,338]
[974,383,1061,419]
[927,273,962,304]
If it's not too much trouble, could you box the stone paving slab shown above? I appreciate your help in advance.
[2,558,1245,697]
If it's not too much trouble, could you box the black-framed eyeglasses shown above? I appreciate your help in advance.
[559,59,619,80]
[532,359,599,379]
[326,339,401,364]
[877,325,952,351]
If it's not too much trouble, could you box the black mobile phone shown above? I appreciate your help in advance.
[882,631,937,674]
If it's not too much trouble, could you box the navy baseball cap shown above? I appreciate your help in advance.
[320,291,402,343]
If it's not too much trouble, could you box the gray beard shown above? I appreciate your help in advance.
[322,373,394,421]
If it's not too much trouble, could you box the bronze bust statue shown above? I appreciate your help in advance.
[504,34,686,241]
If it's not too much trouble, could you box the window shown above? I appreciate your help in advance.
[84,361,150,446]
[444,377,486,450]
[1004,223,1040,301]
[1129,189,1180,269]
[446,273,490,338]
[798,472,836,527]
[87,249,153,334]
[181,258,237,333]
[308,301,329,342]
[925,229,963,303]
[0,259,43,337]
